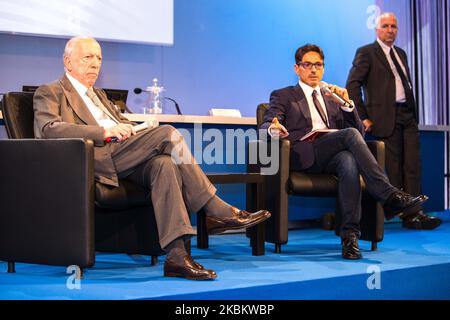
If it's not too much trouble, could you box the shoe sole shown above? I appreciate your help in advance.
[164,272,217,281]
[208,212,271,235]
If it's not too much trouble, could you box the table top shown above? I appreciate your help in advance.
[124,113,256,125]
[0,110,256,125]
[1,110,449,131]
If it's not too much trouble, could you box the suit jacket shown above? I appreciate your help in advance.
[346,41,417,138]
[259,84,364,171]
[33,74,134,187]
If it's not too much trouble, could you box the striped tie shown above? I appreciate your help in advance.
[86,88,119,123]
[312,90,329,128]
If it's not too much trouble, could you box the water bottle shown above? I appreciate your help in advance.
[146,78,164,114]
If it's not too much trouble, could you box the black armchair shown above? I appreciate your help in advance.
[255,103,385,253]
[0,92,163,275]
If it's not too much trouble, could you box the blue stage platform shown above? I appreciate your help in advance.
[1,211,449,300]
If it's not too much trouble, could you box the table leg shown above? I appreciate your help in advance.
[247,181,265,256]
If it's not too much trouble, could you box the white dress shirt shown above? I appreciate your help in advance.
[65,72,117,129]
[299,81,329,131]
[376,38,409,103]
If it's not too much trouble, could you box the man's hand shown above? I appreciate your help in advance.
[362,119,373,132]
[325,84,351,102]
[268,117,289,138]
[104,123,136,141]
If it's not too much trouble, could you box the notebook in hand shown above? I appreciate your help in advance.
[300,129,338,142]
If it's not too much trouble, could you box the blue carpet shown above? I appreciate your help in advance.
[1,211,449,300]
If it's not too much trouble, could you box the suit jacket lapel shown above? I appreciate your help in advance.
[59,75,99,125]
[373,42,395,77]
[95,89,122,122]
[293,84,312,120]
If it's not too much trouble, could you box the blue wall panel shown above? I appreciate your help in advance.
[0,0,411,117]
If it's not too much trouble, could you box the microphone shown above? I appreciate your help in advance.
[105,119,159,143]
[319,81,354,108]
[164,97,182,115]
[134,87,182,115]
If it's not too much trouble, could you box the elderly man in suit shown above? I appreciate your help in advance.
[346,12,441,230]
[259,44,428,259]
[33,36,271,280]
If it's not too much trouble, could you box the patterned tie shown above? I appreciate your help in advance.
[389,48,416,109]
[86,88,119,123]
[312,90,329,128]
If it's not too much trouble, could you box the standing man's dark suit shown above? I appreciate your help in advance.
[346,42,416,137]
[346,13,441,230]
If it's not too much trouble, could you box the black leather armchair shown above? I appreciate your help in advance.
[254,103,385,253]
[0,92,163,275]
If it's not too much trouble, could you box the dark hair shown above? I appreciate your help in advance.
[295,44,324,64]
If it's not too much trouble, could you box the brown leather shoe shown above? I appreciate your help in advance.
[164,255,217,280]
[206,207,271,235]
[341,235,362,260]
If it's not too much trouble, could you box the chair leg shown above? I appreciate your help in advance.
[196,210,209,249]
[7,261,15,273]
[274,244,282,253]
[151,256,158,266]
[371,241,378,251]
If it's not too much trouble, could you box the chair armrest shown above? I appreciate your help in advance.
[366,140,385,171]
[0,138,96,267]
[248,138,290,174]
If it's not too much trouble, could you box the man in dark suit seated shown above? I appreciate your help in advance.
[33,36,271,280]
[259,44,428,260]
[346,12,441,230]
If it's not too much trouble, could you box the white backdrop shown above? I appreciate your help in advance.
[0,0,173,45]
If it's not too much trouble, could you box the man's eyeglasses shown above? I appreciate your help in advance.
[298,62,325,70]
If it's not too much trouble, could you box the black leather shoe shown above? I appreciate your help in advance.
[402,210,442,230]
[164,255,217,280]
[206,207,271,235]
[342,236,362,260]
[383,191,428,220]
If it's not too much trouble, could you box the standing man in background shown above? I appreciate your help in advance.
[346,12,441,230]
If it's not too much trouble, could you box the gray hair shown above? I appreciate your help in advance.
[375,12,397,29]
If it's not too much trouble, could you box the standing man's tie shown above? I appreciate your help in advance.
[86,88,119,123]
[312,90,329,128]
[389,48,416,109]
